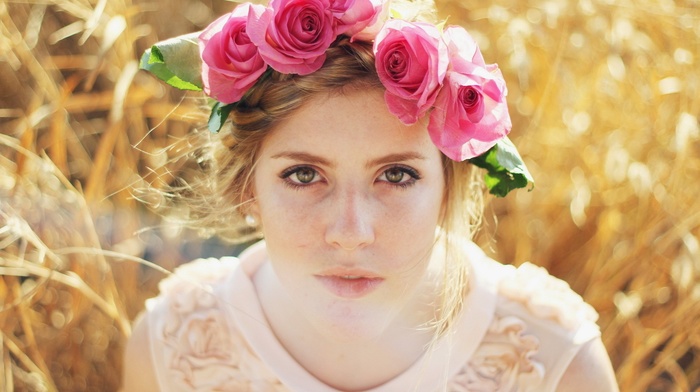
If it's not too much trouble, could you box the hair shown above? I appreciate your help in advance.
[157,0,485,337]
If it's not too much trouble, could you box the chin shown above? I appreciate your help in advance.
[309,299,397,341]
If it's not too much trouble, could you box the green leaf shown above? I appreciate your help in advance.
[139,32,203,91]
[468,137,534,197]
[208,101,235,133]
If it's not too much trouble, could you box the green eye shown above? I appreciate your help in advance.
[281,166,320,187]
[378,165,421,188]
[384,168,405,183]
[295,167,316,183]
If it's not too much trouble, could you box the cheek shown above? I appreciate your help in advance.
[379,189,444,255]
[384,200,439,232]
[394,180,444,222]
[256,192,322,246]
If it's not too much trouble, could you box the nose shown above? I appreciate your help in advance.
[324,188,375,251]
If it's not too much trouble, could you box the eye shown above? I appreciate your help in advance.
[280,166,322,187]
[377,166,420,187]
[292,167,317,184]
[384,167,406,183]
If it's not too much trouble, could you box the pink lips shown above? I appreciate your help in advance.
[315,270,384,299]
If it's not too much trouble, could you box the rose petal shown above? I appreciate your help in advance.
[347,0,390,41]
[248,0,334,75]
[428,69,511,161]
[443,25,485,66]
[384,91,421,124]
[374,19,448,124]
[426,24,512,161]
[199,3,268,103]
[336,0,387,38]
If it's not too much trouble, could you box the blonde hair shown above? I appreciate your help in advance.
[160,0,485,336]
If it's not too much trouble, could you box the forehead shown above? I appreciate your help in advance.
[259,88,442,162]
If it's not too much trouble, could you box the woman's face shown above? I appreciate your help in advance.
[250,88,445,338]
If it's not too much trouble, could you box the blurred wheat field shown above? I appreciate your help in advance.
[0,0,698,391]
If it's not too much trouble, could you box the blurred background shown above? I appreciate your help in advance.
[1,0,698,390]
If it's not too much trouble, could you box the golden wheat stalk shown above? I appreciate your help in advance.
[1,0,699,390]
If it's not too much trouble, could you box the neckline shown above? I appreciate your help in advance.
[222,241,499,391]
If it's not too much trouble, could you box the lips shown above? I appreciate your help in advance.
[315,269,384,299]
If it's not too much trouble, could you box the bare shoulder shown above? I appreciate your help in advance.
[121,312,160,392]
[556,337,619,392]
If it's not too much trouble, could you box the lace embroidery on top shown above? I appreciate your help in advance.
[152,258,595,391]
[498,262,599,331]
[448,315,545,392]
[447,260,603,391]
[156,259,286,391]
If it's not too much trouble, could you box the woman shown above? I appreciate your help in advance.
[123,0,619,390]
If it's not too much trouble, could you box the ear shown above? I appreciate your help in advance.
[241,183,260,219]
[247,199,260,219]
[240,194,261,229]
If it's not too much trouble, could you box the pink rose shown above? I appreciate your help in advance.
[428,26,511,160]
[329,0,354,13]
[335,0,389,41]
[374,20,449,124]
[247,0,335,75]
[199,3,268,104]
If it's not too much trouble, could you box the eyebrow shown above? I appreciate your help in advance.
[270,151,426,168]
[270,152,333,166]
[365,152,427,169]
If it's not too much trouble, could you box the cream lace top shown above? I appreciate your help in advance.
[144,241,600,391]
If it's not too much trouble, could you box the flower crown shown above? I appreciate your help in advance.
[139,0,533,197]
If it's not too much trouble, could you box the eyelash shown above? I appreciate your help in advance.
[280,165,322,190]
[279,165,421,190]
[378,165,421,189]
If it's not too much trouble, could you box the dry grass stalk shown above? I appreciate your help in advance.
[445,1,700,390]
[0,137,132,391]
[1,0,699,391]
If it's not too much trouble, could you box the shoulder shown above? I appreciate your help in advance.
[460,252,612,391]
[148,256,241,324]
[129,257,252,391]
[492,261,618,390]
[496,262,599,333]
[157,257,240,296]
[466,245,599,334]
[122,313,159,392]
[122,259,238,392]
[557,337,619,391]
